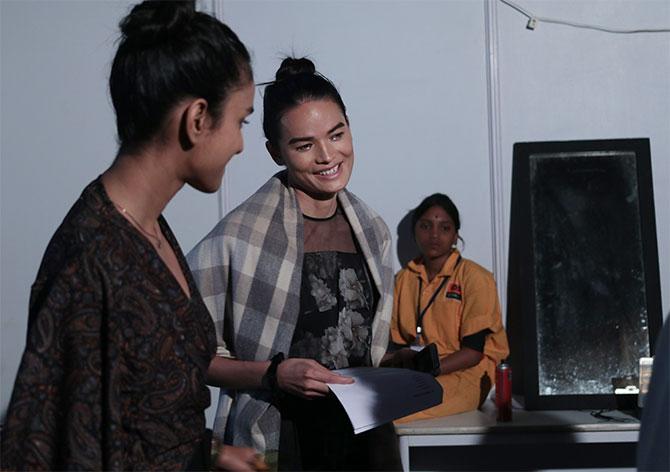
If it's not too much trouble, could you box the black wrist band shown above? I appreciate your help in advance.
[262,352,285,394]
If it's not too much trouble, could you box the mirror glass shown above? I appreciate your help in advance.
[529,151,649,396]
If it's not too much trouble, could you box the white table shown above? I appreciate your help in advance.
[394,402,639,471]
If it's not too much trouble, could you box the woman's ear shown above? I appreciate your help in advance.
[181,98,210,149]
[265,141,284,166]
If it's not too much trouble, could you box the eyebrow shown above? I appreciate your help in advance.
[287,122,345,145]
[247,107,254,114]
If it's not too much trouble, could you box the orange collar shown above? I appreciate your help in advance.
[407,249,462,283]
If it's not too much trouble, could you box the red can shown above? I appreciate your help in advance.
[495,361,512,422]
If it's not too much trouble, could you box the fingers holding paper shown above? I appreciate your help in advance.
[277,358,354,399]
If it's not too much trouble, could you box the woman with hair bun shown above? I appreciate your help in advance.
[188,57,401,470]
[1,1,259,470]
[386,193,509,421]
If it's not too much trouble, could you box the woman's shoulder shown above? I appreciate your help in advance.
[457,257,496,285]
[197,174,286,238]
[340,189,390,238]
[187,173,290,267]
[394,263,420,284]
[41,183,115,261]
[31,190,120,304]
[340,188,382,217]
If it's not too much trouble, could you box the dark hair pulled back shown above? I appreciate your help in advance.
[262,57,347,145]
[412,193,461,232]
[110,0,252,155]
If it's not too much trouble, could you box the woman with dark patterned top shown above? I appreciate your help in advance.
[0,1,258,470]
[188,57,401,470]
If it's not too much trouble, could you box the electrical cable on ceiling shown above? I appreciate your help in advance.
[499,0,670,33]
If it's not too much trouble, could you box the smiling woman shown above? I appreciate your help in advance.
[263,57,354,217]
[267,99,354,214]
[187,57,402,470]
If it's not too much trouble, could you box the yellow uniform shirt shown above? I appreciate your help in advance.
[391,250,509,421]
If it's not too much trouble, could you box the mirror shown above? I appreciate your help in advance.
[507,138,663,410]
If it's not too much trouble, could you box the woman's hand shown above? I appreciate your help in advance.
[214,444,268,471]
[277,358,353,399]
[381,348,417,369]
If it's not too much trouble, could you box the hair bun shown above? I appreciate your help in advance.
[275,57,316,81]
[120,0,195,44]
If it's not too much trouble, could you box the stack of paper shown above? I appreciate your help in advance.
[328,367,443,434]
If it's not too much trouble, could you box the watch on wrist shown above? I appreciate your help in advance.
[262,352,285,395]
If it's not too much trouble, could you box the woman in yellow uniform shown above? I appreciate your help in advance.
[389,193,509,421]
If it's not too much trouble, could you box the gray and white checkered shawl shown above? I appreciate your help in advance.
[187,171,393,453]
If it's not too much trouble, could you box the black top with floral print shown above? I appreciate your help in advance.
[289,209,377,369]
[277,207,394,471]
[290,251,376,368]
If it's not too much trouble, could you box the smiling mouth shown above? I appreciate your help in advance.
[317,163,340,176]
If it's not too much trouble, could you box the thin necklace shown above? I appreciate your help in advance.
[113,202,163,249]
[303,208,338,221]
[302,202,338,221]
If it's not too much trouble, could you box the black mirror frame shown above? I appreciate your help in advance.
[507,138,663,410]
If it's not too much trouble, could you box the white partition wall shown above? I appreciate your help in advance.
[2,0,669,425]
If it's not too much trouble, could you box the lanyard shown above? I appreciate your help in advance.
[415,256,461,342]
[415,277,449,342]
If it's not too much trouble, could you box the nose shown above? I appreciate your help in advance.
[316,141,334,164]
[235,131,244,155]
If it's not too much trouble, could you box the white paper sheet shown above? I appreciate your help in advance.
[328,367,443,434]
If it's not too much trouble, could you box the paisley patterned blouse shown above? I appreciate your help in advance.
[1,178,217,471]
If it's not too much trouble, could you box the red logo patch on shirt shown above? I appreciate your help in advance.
[446,283,462,301]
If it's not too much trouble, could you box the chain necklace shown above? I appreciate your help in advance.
[113,202,163,249]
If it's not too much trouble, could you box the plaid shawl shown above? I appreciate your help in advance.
[187,171,393,453]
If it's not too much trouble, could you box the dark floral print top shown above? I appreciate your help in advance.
[290,252,375,369]
[278,208,384,471]
[1,178,217,471]
[289,210,378,369]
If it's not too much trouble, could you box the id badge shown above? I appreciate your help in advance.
[411,326,424,351]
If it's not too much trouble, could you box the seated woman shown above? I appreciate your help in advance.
[188,57,401,470]
[387,193,509,421]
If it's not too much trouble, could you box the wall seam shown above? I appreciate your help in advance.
[485,0,508,320]
[200,0,228,220]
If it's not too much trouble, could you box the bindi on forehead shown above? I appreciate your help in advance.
[422,213,451,221]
